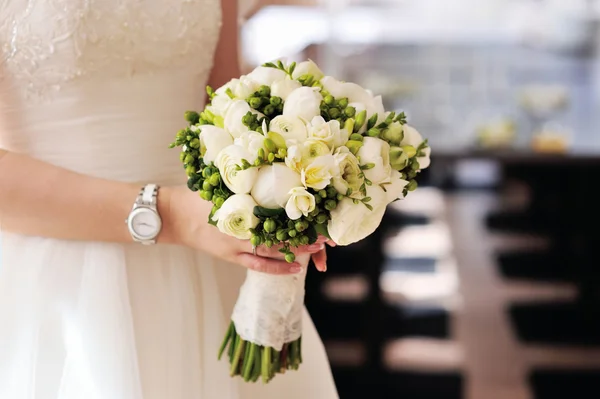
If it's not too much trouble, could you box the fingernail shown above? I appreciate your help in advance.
[290,266,303,274]
[307,243,325,252]
[322,265,327,272]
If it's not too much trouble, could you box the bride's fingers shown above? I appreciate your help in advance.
[237,253,304,275]
[311,248,328,272]
[251,242,324,258]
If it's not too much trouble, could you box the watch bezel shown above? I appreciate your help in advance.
[127,206,162,242]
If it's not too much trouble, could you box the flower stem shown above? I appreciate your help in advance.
[230,335,245,376]
[243,343,256,381]
[217,321,234,360]
[262,346,272,383]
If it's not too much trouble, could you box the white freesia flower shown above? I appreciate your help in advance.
[401,125,431,169]
[269,115,308,144]
[328,184,388,246]
[283,87,323,122]
[301,155,338,190]
[383,169,410,203]
[285,139,331,173]
[224,100,255,139]
[285,187,316,220]
[321,76,373,105]
[307,116,348,149]
[271,78,302,101]
[357,137,392,184]
[207,94,234,118]
[291,60,324,81]
[332,147,363,198]
[233,131,266,163]
[247,66,287,87]
[215,145,258,194]
[251,163,302,209]
[199,125,233,164]
[231,76,260,99]
[212,194,259,240]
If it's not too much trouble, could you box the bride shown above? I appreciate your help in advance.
[0,0,339,398]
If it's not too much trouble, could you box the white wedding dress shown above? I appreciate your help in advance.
[0,1,339,398]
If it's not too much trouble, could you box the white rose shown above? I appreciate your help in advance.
[233,131,266,163]
[301,155,338,190]
[271,78,302,101]
[251,163,302,209]
[285,187,316,220]
[332,147,363,198]
[215,145,258,194]
[212,194,259,240]
[247,66,288,87]
[327,184,388,246]
[307,116,348,149]
[224,100,256,139]
[357,137,392,184]
[291,60,324,81]
[269,115,308,144]
[383,169,409,203]
[283,87,323,122]
[199,125,234,164]
[285,139,332,173]
[401,125,431,169]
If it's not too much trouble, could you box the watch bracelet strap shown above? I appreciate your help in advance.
[137,183,159,207]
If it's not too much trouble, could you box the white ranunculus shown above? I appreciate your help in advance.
[301,155,338,190]
[224,100,254,139]
[332,147,364,198]
[215,145,258,194]
[327,184,388,246]
[199,125,234,164]
[357,137,392,184]
[322,76,386,126]
[233,131,266,163]
[401,124,431,169]
[251,163,303,209]
[247,66,288,87]
[291,60,324,81]
[383,169,409,203]
[231,76,260,100]
[269,115,308,145]
[307,116,348,149]
[271,78,302,101]
[212,194,259,240]
[285,187,316,220]
[283,87,323,122]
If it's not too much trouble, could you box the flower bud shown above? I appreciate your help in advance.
[344,107,356,117]
[264,138,277,153]
[258,148,266,160]
[349,133,363,142]
[329,107,341,119]
[402,145,417,158]
[367,114,378,130]
[411,159,421,171]
[354,110,367,132]
[338,98,349,109]
[367,128,380,137]
[185,110,200,124]
[389,146,409,170]
[278,148,287,158]
[267,152,275,163]
[346,140,364,155]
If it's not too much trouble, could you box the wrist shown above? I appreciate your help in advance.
[156,186,177,244]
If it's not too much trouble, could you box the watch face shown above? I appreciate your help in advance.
[131,209,160,239]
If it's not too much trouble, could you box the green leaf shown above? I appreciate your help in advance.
[253,206,285,218]
[305,224,319,245]
[314,223,331,240]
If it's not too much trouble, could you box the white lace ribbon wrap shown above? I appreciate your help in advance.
[231,257,308,351]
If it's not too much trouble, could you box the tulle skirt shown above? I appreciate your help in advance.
[0,232,339,399]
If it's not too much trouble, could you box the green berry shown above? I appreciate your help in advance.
[214,196,225,207]
[329,107,341,119]
[407,179,418,191]
[267,153,275,163]
[249,97,262,109]
[289,237,300,247]
[299,235,310,245]
[186,165,196,177]
[202,181,213,191]
[258,85,270,97]
[263,104,275,116]
[338,98,349,109]
[314,194,322,204]
[326,186,338,198]
[285,253,296,263]
[265,239,274,248]
[319,190,327,198]
[349,133,363,142]
[184,154,194,164]
[367,128,380,137]
[325,200,337,211]
[184,110,200,124]
[264,138,277,153]
[276,103,284,113]
[202,167,212,178]
[337,193,344,201]
[250,235,262,247]
[276,230,288,241]
[270,96,282,106]
[295,221,309,232]
[316,214,329,224]
[324,95,334,105]
[209,173,221,186]
[344,107,356,117]
[201,190,213,201]
[288,229,297,238]
[263,219,277,233]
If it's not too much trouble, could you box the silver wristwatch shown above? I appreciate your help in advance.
[126,184,162,245]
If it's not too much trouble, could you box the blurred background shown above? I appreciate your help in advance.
[240,1,600,398]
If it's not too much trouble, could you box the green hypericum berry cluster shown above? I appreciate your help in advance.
[247,85,284,120]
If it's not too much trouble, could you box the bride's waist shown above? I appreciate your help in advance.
[0,75,200,185]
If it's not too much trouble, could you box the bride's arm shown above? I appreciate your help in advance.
[207,0,241,89]
[0,149,176,243]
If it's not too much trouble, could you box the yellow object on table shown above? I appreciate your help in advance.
[531,132,570,153]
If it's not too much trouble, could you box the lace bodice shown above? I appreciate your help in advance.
[1,0,222,102]
[0,0,222,185]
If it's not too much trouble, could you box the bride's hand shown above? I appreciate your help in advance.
[163,186,327,275]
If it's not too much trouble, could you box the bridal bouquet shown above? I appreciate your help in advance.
[170,59,431,383]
